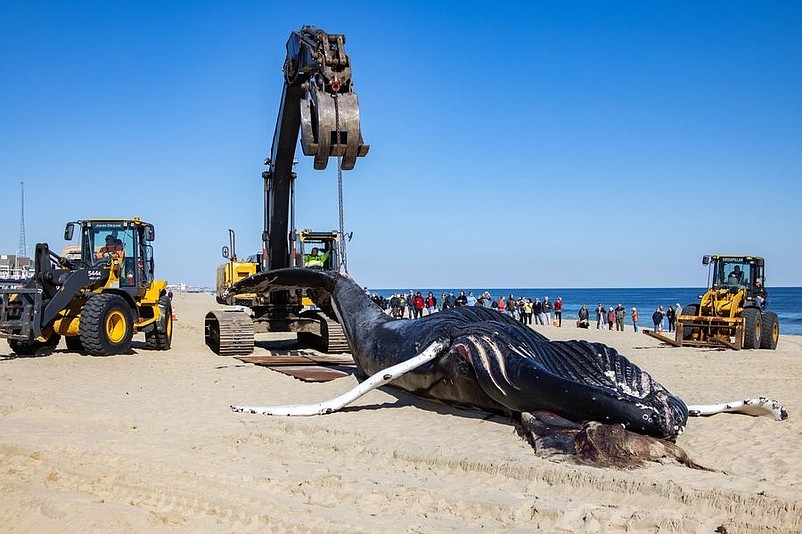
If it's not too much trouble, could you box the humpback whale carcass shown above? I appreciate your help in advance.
[229,269,787,468]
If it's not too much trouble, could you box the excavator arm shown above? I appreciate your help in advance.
[205,26,367,356]
[264,25,369,275]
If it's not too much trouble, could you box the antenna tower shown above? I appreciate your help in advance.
[17,181,27,263]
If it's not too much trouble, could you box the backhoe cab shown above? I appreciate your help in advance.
[649,255,778,350]
[0,218,172,356]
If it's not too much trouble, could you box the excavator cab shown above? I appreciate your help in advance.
[296,230,340,271]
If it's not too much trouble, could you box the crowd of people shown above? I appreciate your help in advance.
[369,290,564,327]
[368,288,684,333]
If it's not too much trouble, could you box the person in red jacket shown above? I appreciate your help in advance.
[554,297,563,327]
[412,291,426,319]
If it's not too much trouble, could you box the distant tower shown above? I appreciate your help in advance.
[17,181,27,263]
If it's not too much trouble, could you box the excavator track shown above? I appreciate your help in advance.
[321,317,349,353]
[205,309,254,356]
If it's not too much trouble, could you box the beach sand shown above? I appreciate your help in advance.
[1,291,800,532]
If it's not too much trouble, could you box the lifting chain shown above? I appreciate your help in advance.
[332,87,348,273]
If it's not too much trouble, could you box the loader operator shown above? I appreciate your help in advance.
[303,247,330,269]
[96,234,124,261]
[727,265,744,285]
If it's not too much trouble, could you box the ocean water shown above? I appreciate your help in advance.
[374,286,802,336]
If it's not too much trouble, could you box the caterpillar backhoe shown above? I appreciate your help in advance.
[645,254,779,350]
[0,218,172,356]
[205,26,368,356]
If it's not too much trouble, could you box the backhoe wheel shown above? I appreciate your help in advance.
[79,294,134,356]
[9,334,61,357]
[145,294,173,350]
[759,311,779,350]
[742,307,762,350]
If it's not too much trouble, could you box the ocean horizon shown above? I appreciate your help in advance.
[372,286,802,336]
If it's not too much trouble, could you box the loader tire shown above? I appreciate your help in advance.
[681,304,699,341]
[742,307,761,350]
[145,294,173,350]
[9,334,60,357]
[759,311,779,350]
[80,294,134,356]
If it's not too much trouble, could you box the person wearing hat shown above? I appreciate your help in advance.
[303,247,330,269]
[631,307,639,332]
[96,234,124,260]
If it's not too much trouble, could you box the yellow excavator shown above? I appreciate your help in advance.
[205,26,367,356]
[645,254,779,350]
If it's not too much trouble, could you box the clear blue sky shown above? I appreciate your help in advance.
[2,1,801,289]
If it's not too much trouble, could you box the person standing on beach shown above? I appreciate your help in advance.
[554,297,563,327]
[425,292,437,315]
[615,303,626,331]
[390,294,401,318]
[533,298,543,324]
[666,305,676,332]
[467,291,477,306]
[443,292,456,309]
[407,291,415,318]
[413,291,425,319]
[456,290,468,307]
[631,307,639,332]
[577,304,590,328]
[607,306,615,330]
[543,296,553,326]
[497,296,506,314]
[652,306,664,333]
[596,303,604,329]
[523,298,533,325]
[508,294,518,319]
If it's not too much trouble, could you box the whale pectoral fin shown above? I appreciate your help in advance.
[687,397,788,420]
[231,338,450,416]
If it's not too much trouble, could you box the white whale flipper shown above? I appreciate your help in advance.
[231,338,448,416]
[687,397,788,421]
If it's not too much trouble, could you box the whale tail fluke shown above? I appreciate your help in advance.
[225,268,338,299]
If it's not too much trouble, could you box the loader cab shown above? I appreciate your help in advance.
[704,255,766,303]
[65,218,156,291]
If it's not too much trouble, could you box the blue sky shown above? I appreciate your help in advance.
[1,1,801,289]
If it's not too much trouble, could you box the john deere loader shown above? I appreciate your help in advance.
[0,218,172,356]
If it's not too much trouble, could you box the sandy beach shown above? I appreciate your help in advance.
[1,291,800,533]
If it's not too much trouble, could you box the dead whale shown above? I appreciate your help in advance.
[228,269,689,439]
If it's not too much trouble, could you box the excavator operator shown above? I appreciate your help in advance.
[303,247,330,269]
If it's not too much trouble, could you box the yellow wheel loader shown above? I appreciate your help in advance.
[650,255,779,350]
[0,218,172,356]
